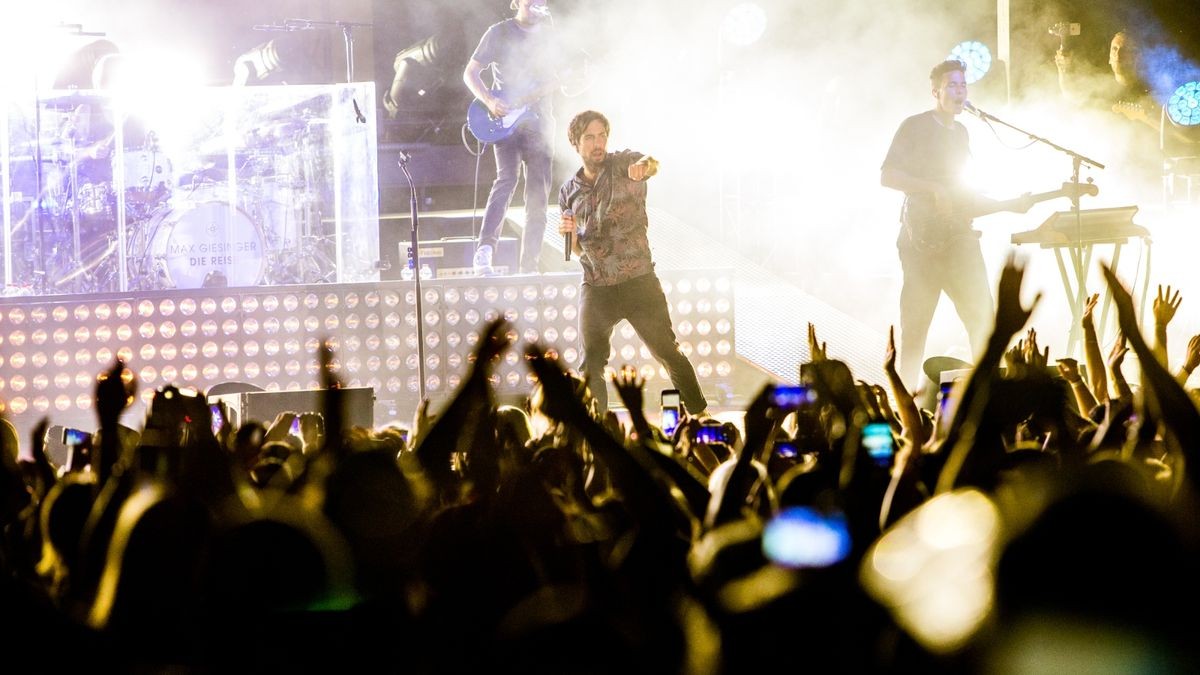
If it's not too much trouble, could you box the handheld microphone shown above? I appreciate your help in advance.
[562,208,573,261]
[963,100,984,118]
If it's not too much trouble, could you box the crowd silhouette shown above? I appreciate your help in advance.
[3,257,1200,672]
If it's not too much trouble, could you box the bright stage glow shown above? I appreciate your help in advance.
[722,3,767,47]
[949,41,991,84]
[1167,81,1200,126]
[106,48,208,153]
[0,12,94,90]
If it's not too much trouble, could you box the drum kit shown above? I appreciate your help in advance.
[22,95,334,294]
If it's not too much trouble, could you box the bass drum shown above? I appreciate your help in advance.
[142,201,265,288]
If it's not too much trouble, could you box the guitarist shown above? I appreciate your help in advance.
[881,59,1033,386]
[463,0,561,276]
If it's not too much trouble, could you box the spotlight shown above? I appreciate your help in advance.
[722,3,767,47]
[1168,82,1200,126]
[948,41,991,84]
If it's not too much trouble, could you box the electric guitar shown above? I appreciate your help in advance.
[1113,100,1199,148]
[466,96,540,144]
[903,181,1100,253]
[466,55,595,144]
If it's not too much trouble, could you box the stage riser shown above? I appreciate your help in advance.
[0,271,735,444]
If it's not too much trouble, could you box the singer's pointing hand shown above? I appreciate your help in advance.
[558,212,576,235]
[627,156,658,181]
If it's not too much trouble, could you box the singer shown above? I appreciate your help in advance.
[558,110,707,415]
[880,60,999,386]
[464,0,560,276]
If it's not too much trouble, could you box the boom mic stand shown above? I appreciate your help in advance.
[965,104,1108,354]
[397,150,427,401]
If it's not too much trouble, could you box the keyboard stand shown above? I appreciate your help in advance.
[1011,205,1151,358]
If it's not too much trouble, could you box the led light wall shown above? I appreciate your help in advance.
[0,270,735,441]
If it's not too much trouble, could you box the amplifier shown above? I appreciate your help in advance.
[402,236,519,278]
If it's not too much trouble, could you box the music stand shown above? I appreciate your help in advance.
[1032,205,1151,356]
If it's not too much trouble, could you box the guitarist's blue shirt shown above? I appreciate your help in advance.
[559,150,655,287]
[472,18,560,125]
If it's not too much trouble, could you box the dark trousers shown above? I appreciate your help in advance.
[580,273,708,414]
[896,232,994,386]
[479,124,552,273]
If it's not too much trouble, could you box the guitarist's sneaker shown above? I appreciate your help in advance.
[473,245,495,277]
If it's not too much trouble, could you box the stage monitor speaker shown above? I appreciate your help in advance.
[403,236,518,278]
[210,387,375,430]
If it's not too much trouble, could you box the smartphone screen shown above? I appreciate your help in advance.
[762,506,852,569]
[660,389,681,435]
[289,416,302,437]
[773,440,800,459]
[661,408,680,436]
[694,424,726,445]
[210,404,224,435]
[61,427,92,447]
[772,384,814,409]
[938,381,954,413]
[862,422,895,467]
[936,380,959,439]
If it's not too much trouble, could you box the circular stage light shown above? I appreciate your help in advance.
[723,3,767,47]
[1168,81,1200,126]
[949,41,991,84]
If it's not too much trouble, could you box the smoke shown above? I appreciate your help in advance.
[545,0,1198,363]
[548,0,1016,356]
[3,0,1197,366]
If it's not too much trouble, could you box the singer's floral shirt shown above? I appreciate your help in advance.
[558,150,655,286]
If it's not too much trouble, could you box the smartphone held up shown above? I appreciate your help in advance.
[660,389,681,436]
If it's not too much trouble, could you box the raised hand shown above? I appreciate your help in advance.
[1185,334,1200,375]
[264,411,299,444]
[1107,330,1133,401]
[873,384,897,426]
[1005,341,1027,373]
[612,365,654,443]
[1081,292,1100,325]
[611,365,645,415]
[411,397,434,449]
[857,380,883,420]
[1056,357,1082,383]
[883,325,898,376]
[94,359,135,428]
[1023,328,1049,370]
[1151,284,1182,367]
[1100,265,1139,336]
[1058,356,1098,416]
[1108,331,1129,371]
[525,345,588,424]
[807,322,828,362]
[993,254,1040,345]
[1153,284,1182,327]
[478,318,514,367]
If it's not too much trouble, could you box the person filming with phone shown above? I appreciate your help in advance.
[558,110,708,416]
